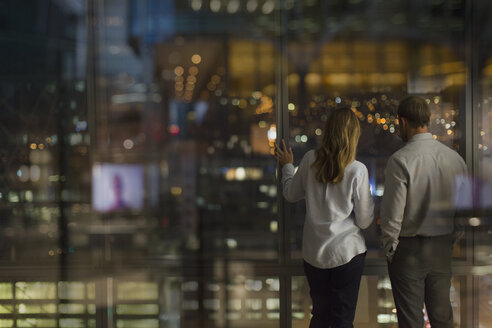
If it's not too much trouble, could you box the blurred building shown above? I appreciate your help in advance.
[0,0,491,327]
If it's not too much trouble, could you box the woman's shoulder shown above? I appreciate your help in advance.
[347,160,368,175]
[305,149,316,157]
[302,149,317,162]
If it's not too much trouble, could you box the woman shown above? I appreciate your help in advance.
[274,108,374,328]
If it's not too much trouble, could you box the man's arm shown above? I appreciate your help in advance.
[453,159,472,244]
[380,156,408,260]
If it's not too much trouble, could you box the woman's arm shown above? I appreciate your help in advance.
[274,140,306,202]
[281,158,307,202]
[353,165,375,229]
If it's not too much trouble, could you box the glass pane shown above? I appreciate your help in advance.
[59,319,85,328]
[17,319,57,328]
[116,319,159,328]
[15,282,56,299]
[113,275,279,328]
[59,304,85,314]
[58,282,85,300]
[477,0,492,266]
[116,304,159,315]
[0,284,12,300]
[286,0,467,262]
[0,306,13,314]
[83,0,279,268]
[17,304,57,314]
[0,320,13,328]
[479,276,492,326]
[117,282,158,301]
[0,0,74,265]
[87,283,95,300]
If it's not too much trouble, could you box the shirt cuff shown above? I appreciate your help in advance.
[384,239,399,259]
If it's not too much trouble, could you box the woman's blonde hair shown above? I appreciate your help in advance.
[312,108,361,184]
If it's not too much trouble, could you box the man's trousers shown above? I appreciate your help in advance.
[388,234,454,328]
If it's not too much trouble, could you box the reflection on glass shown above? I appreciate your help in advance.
[17,303,57,314]
[479,276,492,326]
[0,280,96,327]
[115,319,159,328]
[59,304,85,314]
[92,164,144,213]
[0,306,13,314]
[17,319,58,327]
[58,282,85,300]
[116,304,159,315]
[177,275,280,327]
[15,283,56,300]
[79,0,280,269]
[117,282,158,301]
[0,284,12,300]
[60,318,86,328]
[0,320,13,328]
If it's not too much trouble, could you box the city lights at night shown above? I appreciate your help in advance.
[0,0,491,327]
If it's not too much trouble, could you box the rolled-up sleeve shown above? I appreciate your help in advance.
[281,155,308,203]
[353,166,375,229]
[381,156,408,257]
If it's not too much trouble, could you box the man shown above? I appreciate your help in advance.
[381,96,468,328]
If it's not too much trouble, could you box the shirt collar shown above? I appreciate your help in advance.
[408,132,434,143]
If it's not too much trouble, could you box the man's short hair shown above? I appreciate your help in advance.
[397,96,431,128]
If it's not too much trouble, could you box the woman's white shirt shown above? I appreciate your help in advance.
[281,150,374,269]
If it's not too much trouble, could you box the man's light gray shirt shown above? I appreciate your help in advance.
[381,133,469,257]
[282,150,374,269]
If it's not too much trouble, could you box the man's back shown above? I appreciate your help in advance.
[382,97,463,328]
[381,133,468,251]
